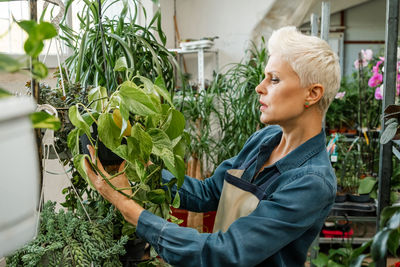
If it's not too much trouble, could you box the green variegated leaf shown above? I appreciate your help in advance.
[174,155,185,188]
[17,20,36,34]
[149,92,162,114]
[119,81,160,116]
[36,21,57,39]
[161,202,170,219]
[69,105,90,135]
[147,189,165,204]
[114,56,128,71]
[159,147,175,171]
[81,112,99,126]
[31,61,48,79]
[172,192,180,208]
[138,75,156,94]
[135,160,146,183]
[125,137,140,164]
[358,176,377,194]
[119,105,130,137]
[30,111,60,130]
[113,144,129,161]
[163,108,185,139]
[73,154,94,190]
[88,86,108,112]
[172,136,186,159]
[131,124,152,162]
[154,75,173,106]
[67,128,81,156]
[146,113,162,129]
[24,37,44,58]
[125,162,140,183]
[97,113,122,150]
[148,128,172,155]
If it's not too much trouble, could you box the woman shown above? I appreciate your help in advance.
[85,26,341,266]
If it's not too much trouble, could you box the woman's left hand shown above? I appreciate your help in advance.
[84,145,144,225]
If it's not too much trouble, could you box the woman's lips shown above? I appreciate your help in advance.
[260,101,267,111]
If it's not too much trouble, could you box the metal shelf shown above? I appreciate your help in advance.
[326,215,376,222]
[168,48,219,91]
[318,237,372,244]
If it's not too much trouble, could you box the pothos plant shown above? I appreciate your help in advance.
[67,74,187,226]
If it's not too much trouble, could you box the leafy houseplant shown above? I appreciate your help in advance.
[67,74,186,254]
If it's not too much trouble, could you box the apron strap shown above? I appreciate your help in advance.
[239,153,258,170]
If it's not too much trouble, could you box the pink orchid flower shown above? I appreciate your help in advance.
[375,85,383,100]
[372,61,383,74]
[335,92,346,99]
[368,73,383,87]
[362,49,373,61]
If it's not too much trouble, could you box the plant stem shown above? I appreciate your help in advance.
[90,162,131,199]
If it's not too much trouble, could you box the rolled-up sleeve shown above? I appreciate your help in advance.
[136,173,335,267]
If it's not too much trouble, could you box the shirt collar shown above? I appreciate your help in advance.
[260,129,326,173]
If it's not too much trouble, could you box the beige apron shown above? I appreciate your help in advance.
[213,155,280,233]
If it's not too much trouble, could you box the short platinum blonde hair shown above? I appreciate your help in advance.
[268,26,341,114]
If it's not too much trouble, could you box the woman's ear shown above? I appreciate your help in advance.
[305,84,324,105]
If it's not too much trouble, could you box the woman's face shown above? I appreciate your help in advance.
[255,54,307,126]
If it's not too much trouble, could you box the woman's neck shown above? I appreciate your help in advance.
[268,111,323,165]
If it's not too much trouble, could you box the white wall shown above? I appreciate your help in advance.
[342,0,386,76]
[159,0,388,81]
[160,0,274,83]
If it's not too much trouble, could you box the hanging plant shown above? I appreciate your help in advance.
[68,74,187,225]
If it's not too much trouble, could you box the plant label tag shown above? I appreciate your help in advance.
[331,153,338,162]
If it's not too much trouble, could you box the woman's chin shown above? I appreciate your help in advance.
[260,115,271,125]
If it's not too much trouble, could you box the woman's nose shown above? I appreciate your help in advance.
[255,80,266,94]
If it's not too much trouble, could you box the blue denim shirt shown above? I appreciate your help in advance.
[136,125,336,267]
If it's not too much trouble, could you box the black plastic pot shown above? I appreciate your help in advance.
[347,194,373,203]
[79,123,124,166]
[119,238,148,267]
[335,194,347,203]
[330,201,376,216]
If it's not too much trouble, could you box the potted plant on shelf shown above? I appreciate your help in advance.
[313,203,400,267]
[68,74,186,264]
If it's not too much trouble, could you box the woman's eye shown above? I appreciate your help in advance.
[271,78,280,83]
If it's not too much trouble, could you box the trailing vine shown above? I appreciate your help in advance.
[6,201,128,267]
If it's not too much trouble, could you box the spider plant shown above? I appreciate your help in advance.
[60,0,179,94]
